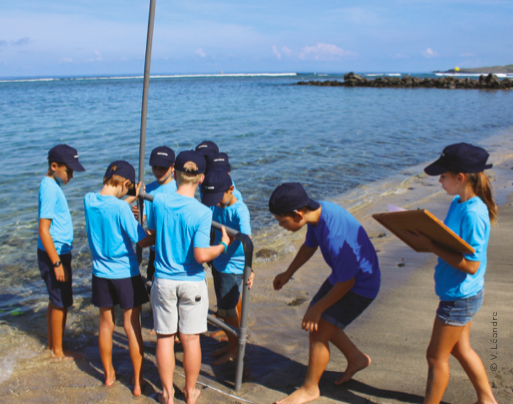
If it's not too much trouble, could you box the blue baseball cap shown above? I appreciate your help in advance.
[150,146,175,168]
[206,152,231,173]
[175,150,206,174]
[104,160,136,184]
[48,144,85,172]
[195,140,219,156]
[424,143,493,176]
[201,171,233,207]
[269,182,320,216]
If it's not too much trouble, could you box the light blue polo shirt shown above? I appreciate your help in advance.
[84,193,148,279]
[435,196,490,301]
[212,200,251,275]
[37,176,73,254]
[143,180,177,251]
[304,201,381,299]
[148,192,212,281]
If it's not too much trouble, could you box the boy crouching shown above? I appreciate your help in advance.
[148,151,232,404]
[84,161,154,396]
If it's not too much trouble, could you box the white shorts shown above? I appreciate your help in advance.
[151,277,209,335]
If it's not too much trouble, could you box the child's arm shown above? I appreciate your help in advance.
[124,182,143,206]
[273,243,318,290]
[405,230,480,275]
[194,226,233,263]
[302,277,355,332]
[137,231,155,248]
[38,218,68,282]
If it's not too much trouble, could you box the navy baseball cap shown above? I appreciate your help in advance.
[150,146,175,168]
[195,140,219,156]
[175,150,206,174]
[48,144,85,172]
[201,171,233,207]
[104,160,136,184]
[206,152,231,173]
[424,143,493,176]
[269,182,320,216]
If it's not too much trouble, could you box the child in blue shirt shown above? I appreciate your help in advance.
[201,170,254,365]
[84,160,154,397]
[405,143,498,404]
[37,144,85,361]
[148,151,232,404]
[269,183,380,404]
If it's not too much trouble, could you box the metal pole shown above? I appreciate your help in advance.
[137,0,157,266]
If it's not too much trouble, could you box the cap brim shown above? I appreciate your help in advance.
[66,160,86,172]
[202,191,225,207]
[424,160,448,176]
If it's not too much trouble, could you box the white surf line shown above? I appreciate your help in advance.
[178,373,259,404]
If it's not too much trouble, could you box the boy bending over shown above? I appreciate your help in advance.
[269,183,381,404]
[148,151,232,404]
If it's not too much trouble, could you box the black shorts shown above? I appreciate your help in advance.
[92,274,149,309]
[38,249,73,308]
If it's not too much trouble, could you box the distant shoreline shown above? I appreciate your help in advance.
[439,64,513,74]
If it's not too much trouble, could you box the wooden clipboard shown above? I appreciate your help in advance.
[372,209,475,254]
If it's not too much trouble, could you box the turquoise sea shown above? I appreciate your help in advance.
[1,72,513,316]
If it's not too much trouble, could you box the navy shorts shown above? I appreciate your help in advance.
[92,274,149,309]
[436,289,484,326]
[311,279,374,330]
[38,249,73,308]
[212,267,243,317]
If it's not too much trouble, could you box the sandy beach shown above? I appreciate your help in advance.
[1,162,512,404]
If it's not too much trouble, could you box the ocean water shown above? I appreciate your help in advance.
[1,72,513,316]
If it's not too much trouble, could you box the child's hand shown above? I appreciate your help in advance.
[54,264,68,283]
[131,204,140,219]
[134,182,143,198]
[220,226,232,246]
[247,271,255,289]
[302,305,321,332]
[404,229,434,251]
[273,272,291,290]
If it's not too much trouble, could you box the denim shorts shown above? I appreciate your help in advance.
[212,267,243,318]
[311,279,374,330]
[436,289,484,326]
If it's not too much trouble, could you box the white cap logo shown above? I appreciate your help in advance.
[206,186,215,190]
[157,152,168,156]
[214,158,225,162]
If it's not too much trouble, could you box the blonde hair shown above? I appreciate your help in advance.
[103,165,133,188]
[175,161,203,185]
[467,172,498,224]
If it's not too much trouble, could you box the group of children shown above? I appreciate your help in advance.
[37,140,498,404]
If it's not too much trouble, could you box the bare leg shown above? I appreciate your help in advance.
[46,302,53,351]
[212,314,239,365]
[275,319,338,404]
[49,304,80,361]
[424,318,466,404]
[123,306,145,396]
[156,333,175,404]
[451,322,498,404]
[99,307,116,387]
[180,333,202,404]
[331,329,371,385]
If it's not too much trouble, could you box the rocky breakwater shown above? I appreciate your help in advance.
[297,72,513,90]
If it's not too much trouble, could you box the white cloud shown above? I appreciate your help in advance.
[281,46,292,56]
[299,43,356,61]
[195,47,206,57]
[59,57,72,63]
[422,47,438,58]
[272,45,281,59]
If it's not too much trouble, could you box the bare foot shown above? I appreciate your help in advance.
[184,388,201,404]
[210,344,229,357]
[210,329,228,340]
[51,349,84,362]
[158,389,174,404]
[132,376,146,397]
[212,351,237,366]
[334,354,371,385]
[275,386,320,404]
[105,375,116,388]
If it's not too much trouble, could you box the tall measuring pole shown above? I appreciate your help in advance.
[137,0,157,266]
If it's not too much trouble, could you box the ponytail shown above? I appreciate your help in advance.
[467,172,498,224]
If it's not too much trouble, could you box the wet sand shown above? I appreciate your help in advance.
[1,168,512,403]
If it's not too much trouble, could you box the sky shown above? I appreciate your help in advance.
[1,0,512,78]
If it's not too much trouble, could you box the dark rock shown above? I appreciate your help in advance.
[255,248,278,260]
[288,297,308,306]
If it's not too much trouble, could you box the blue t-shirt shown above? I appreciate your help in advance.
[84,193,148,279]
[304,201,381,299]
[213,200,251,275]
[148,192,212,281]
[435,196,490,301]
[143,180,177,251]
[37,177,73,254]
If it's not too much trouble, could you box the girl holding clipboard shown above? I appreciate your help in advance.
[406,143,498,404]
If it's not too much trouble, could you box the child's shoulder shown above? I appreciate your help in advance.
[146,180,160,194]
